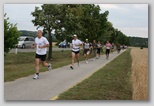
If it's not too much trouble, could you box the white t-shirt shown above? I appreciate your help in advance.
[72,39,82,51]
[84,43,90,49]
[35,37,49,55]
[97,44,101,48]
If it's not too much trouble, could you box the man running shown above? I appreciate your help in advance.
[111,43,115,53]
[105,41,112,60]
[116,43,121,53]
[92,40,98,61]
[83,39,91,64]
[97,41,102,59]
[31,30,52,79]
[70,35,83,69]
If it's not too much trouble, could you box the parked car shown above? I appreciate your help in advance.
[67,42,70,48]
[17,36,35,49]
[58,42,67,48]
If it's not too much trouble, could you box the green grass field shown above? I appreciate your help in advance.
[57,49,132,100]
[4,49,101,82]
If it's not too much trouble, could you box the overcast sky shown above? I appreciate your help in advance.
[4,4,148,38]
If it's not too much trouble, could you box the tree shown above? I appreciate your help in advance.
[31,4,130,59]
[55,4,103,43]
[4,13,20,54]
[55,4,85,42]
[80,4,101,42]
[31,4,61,60]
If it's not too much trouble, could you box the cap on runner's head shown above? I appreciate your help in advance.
[73,34,77,37]
[86,39,88,41]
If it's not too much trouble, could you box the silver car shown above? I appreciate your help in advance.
[17,36,35,49]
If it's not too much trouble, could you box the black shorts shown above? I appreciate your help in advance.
[84,49,89,54]
[35,54,46,61]
[72,50,80,54]
[106,49,110,55]
[97,48,101,54]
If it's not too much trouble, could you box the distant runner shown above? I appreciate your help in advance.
[70,35,83,69]
[96,41,102,59]
[83,39,91,64]
[111,43,115,53]
[105,41,112,60]
[116,44,121,53]
[92,40,98,61]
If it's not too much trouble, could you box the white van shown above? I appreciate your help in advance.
[17,36,35,49]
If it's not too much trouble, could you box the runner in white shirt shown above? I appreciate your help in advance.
[83,39,91,64]
[31,30,52,79]
[70,34,83,69]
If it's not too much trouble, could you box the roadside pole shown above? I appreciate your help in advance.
[15,46,18,54]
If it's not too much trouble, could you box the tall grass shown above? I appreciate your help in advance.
[131,47,148,100]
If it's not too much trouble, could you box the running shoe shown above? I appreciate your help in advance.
[48,63,52,71]
[78,61,79,67]
[70,66,74,69]
[86,60,88,64]
[33,74,39,79]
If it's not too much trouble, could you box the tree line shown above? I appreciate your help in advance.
[5,4,147,59]
[31,4,129,60]
[128,37,148,48]
[18,30,148,48]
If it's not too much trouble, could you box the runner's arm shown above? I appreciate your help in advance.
[76,40,83,46]
[82,43,85,49]
[70,43,73,48]
[38,38,50,48]
[31,43,37,49]
[39,44,49,48]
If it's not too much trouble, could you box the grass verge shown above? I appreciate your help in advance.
[57,49,132,100]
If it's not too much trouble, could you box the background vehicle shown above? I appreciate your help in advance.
[58,42,70,48]
[17,36,35,49]
[58,42,67,48]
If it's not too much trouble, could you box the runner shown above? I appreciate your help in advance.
[97,41,102,59]
[83,39,91,64]
[116,44,121,53]
[70,34,83,69]
[31,30,52,79]
[111,43,115,53]
[105,41,112,60]
[92,40,98,61]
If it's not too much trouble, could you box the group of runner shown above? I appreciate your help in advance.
[31,30,114,79]
[70,35,113,69]
[83,39,102,64]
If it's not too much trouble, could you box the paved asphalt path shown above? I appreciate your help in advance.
[4,50,125,100]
